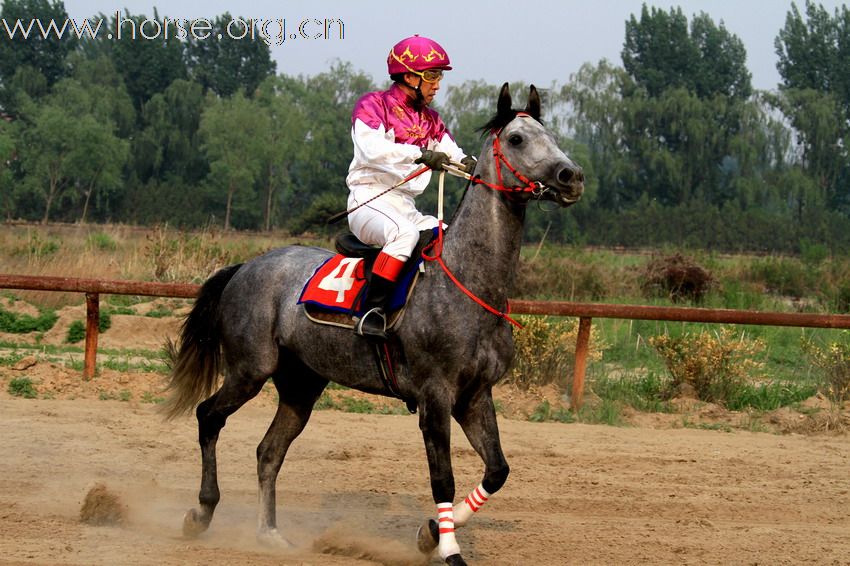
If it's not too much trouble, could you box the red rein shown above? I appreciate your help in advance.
[422,120,544,329]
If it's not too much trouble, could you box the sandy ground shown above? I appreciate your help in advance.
[1,393,849,566]
[2,297,850,564]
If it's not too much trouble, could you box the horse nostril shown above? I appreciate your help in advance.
[558,166,582,186]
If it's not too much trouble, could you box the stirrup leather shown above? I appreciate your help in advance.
[355,307,387,336]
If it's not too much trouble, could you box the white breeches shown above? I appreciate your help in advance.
[347,187,439,262]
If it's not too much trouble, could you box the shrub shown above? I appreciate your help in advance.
[66,313,112,343]
[641,253,713,303]
[66,320,85,343]
[12,232,60,259]
[803,332,850,402]
[506,316,605,390]
[87,232,117,251]
[8,377,37,398]
[0,306,58,333]
[649,328,765,406]
[747,257,812,298]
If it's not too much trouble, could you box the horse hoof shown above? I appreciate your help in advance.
[256,528,294,549]
[416,518,439,554]
[445,554,468,566]
[182,508,208,537]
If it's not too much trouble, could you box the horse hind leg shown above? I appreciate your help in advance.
[183,373,268,537]
[256,362,328,547]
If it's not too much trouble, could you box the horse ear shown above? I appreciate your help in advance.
[525,85,541,120]
[497,82,512,118]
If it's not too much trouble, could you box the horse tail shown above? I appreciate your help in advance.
[161,263,243,420]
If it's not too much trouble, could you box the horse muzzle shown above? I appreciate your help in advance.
[546,162,585,207]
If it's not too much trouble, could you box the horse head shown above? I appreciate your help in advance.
[476,82,584,208]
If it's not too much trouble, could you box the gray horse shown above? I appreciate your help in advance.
[164,83,584,565]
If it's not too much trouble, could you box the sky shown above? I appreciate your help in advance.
[61,0,849,92]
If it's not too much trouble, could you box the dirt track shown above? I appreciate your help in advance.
[1,396,849,566]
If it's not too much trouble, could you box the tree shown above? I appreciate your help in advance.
[622,5,751,99]
[93,10,188,111]
[69,116,128,223]
[132,79,206,185]
[281,62,375,231]
[774,1,850,213]
[186,13,276,98]
[200,91,264,230]
[0,120,17,219]
[561,61,628,209]
[19,102,76,222]
[0,0,75,113]
[254,76,307,231]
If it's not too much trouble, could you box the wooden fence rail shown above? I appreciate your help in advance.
[2,274,850,408]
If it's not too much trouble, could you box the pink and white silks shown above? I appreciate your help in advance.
[346,83,465,281]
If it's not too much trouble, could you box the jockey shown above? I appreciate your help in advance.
[347,35,475,340]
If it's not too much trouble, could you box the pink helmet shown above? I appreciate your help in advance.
[387,35,452,76]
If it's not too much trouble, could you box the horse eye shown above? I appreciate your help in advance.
[508,134,523,146]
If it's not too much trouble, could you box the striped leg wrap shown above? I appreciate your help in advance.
[453,483,491,527]
[436,502,461,559]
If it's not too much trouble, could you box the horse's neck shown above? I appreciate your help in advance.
[441,154,526,308]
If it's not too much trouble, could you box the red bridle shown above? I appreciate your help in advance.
[421,113,550,329]
[468,112,548,198]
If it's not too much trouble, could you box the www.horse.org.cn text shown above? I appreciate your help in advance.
[1,13,345,47]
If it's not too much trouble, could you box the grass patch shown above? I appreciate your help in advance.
[8,376,37,398]
[591,371,672,413]
[65,312,112,344]
[0,306,58,333]
[726,381,817,412]
[141,392,165,404]
[145,306,173,318]
[0,351,26,367]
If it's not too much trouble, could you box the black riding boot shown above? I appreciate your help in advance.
[355,274,395,341]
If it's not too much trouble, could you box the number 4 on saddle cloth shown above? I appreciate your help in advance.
[297,228,436,330]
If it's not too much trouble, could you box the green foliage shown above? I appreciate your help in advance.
[141,391,165,404]
[0,305,57,333]
[145,306,173,318]
[803,332,850,402]
[87,231,117,251]
[592,372,672,413]
[529,400,575,423]
[622,6,751,99]
[13,232,60,258]
[185,13,276,98]
[66,320,85,343]
[649,328,766,406]
[725,381,817,412]
[506,316,605,390]
[8,376,37,398]
[0,0,75,112]
[66,313,111,343]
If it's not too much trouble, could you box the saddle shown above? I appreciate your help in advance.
[299,229,436,329]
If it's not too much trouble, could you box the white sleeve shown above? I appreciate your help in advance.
[433,133,466,162]
[352,118,422,174]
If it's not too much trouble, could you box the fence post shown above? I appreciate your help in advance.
[571,316,592,411]
[84,292,99,380]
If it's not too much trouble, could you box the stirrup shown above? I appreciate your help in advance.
[355,307,388,340]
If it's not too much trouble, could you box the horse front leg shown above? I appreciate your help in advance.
[418,394,467,566]
[418,387,508,556]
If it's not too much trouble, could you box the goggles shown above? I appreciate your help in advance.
[411,68,444,83]
[390,51,445,83]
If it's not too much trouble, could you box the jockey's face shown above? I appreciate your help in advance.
[403,70,442,105]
